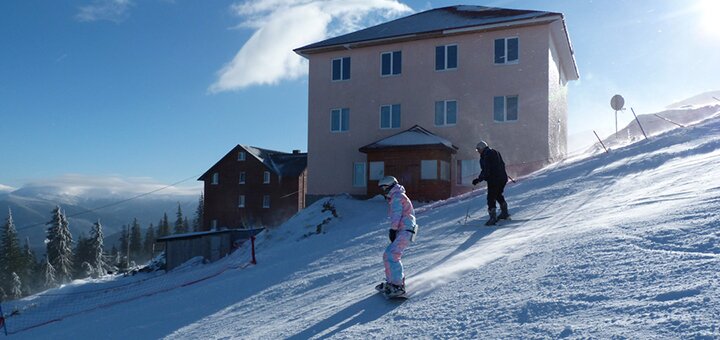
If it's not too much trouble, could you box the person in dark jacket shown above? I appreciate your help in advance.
[472,140,510,225]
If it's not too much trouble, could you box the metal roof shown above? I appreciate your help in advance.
[359,125,459,153]
[295,5,559,53]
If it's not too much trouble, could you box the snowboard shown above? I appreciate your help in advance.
[375,284,409,300]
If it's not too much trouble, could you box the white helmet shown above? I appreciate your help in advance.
[476,140,488,151]
[378,176,398,191]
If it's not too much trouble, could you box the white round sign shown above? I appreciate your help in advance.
[611,94,625,111]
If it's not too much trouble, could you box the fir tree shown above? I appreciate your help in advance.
[129,218,142,261]
[10,272,22,299]
[143,223,156,259]
[158,213,171,238]
[89,220,106,278]
[193,192,204,232]
[42,255,56,288]
[46,206,74,284]
[73,233,93,278]
[174,203,187,234]
[119,225,129,268]
[1,208,23,293]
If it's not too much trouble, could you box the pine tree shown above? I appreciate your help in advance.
[1,208,23,293]
[10,272,22,299]
[158,213,171,238]
[174,203,187,234]
[21,237,38,295]
[89,220,106,278]
[143,223,156,259]
[119,225,129,268]
[42,255,56,288]
[129,218,142,262]
[73,233,92,278]
[193,192,204,232]
[46,206,74,284]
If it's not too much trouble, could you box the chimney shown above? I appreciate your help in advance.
[292,149,301,154]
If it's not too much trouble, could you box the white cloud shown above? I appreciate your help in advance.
[76,0,134,23]
[20,174,200,198]
[209,0,413,92]
[0,184,15,193]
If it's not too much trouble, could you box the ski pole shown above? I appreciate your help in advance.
[508,175,516,183]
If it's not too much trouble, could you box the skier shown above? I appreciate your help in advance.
[472,140,510,225]
[374,176,417,298]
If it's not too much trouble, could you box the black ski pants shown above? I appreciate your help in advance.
[486,180,507,211]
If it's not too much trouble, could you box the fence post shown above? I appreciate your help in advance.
[0,302,8,336]
[250,235,257,265]
[630,108,648,140]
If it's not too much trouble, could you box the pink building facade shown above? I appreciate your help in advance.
[295,6,579,202]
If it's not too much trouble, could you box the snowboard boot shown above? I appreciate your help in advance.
[375,282,389,293]
[485,208,498,226]
[386,283,406,297]
[498,202,511,220]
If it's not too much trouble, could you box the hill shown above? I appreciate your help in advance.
[3,108,720,339]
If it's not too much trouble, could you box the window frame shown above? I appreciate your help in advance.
[211,172,219,185]
[434,100,458,126]
[331,108,350,132]
[421,160,438,180]
[380,104,401,129]
[262,195,270,209]
[381,51,402,76]
[369,161,385,181]
[238,151,246,161]
[238,195,245,208]
[493,95,519,122]
[331,57,351,81]
[239,172,246,184]
[353,162,367,187]
[435,44,458,71]
[494,37,519,65]
[263,171,271,184]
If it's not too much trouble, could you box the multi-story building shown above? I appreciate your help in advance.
[294,5,579,202]
[198,145,307,229]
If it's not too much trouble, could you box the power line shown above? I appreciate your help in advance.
[14,174,202,232]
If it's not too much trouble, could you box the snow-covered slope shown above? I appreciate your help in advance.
[4,112,720,339]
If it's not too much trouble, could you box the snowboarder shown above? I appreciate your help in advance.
[374,176,417,298]
[472,140,510,226]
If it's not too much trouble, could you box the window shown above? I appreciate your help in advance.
[211,219,218,230]
[493,95,519,122]
[457,159,481,185]
[238,195,245,208]
[262,195,270,208]
[380,104,401,129]
[421,160,438,180]
[238,151,246,161]
[494,37,519,64]
[332,57,351,81]
[239,172,246,184]
[381,51,402,76]
[331,108,350,132]
[263,171,271,184]
[211,172,219,185]
[435,44,458,70]
[440,161,450,181]
[369,161,384,180]
[353,162,366,187]
[434,100,457,126]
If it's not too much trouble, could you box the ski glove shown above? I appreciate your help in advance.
[472,177,484,185]
[389,229,397,243]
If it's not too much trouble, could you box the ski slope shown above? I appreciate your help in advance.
[4,110,720,339]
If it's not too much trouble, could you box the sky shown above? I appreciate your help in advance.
[1,0,719,192]
[4,111,720,338]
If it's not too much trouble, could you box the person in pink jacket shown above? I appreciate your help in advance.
[374,176,417,297]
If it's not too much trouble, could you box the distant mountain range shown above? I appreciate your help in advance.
[0,185,199,257]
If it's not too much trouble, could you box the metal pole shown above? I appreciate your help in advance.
[593,130,609,153]
[653,114,685,128]
[630,108,648,140]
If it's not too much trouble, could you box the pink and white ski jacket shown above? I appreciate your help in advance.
[386,184,416,231]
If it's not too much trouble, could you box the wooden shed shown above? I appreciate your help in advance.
[156,228,264,271]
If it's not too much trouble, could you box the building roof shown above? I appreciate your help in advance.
[198,145,307,181]
[295,5,559,53]
[359,125,459,153]
[156,227,265,242]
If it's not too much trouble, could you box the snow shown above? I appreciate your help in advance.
[3,107,720,339]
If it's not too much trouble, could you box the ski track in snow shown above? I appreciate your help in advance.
[5,114,720,339]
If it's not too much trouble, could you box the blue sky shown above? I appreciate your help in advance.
[1,0,718,192]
